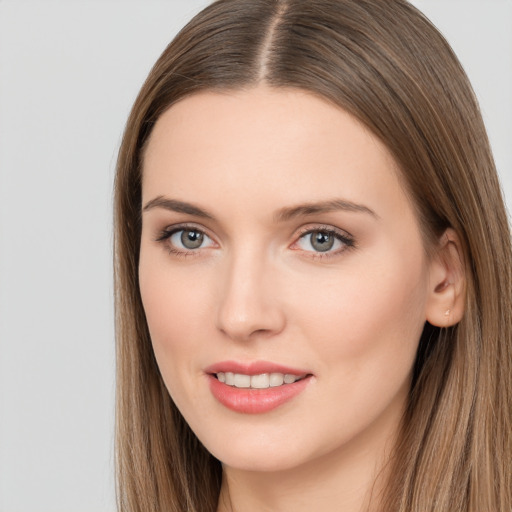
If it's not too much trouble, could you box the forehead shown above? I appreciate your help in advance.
[142,86,410,223]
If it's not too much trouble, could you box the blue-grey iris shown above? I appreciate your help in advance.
[181,230,204,249]
[311,231,335,252]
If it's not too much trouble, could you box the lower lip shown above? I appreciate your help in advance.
[208,374,311,414]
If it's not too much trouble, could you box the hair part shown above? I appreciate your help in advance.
[114,1,512,510]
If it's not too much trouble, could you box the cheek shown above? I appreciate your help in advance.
[140,271,207,339]
[139,264,216,422]
[138,250,213,382]
[288,248,429,374]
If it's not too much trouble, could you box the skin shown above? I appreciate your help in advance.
[139,86,462,512]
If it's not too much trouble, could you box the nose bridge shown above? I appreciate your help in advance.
[216,242,284,341]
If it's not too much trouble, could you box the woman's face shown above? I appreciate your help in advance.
[139,86,436,472]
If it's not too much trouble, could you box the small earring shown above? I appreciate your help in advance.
[444,309,451,317]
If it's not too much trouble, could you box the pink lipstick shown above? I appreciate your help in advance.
[205,361,312,414]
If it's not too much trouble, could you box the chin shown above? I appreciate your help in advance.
[198,429,307,473]
[216,448,305,473]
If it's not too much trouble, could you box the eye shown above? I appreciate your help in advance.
[294,228,354,255]
[156,226,216,254]
[171,229,209,250]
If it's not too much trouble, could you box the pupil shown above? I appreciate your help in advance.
[312,231,334,252]
[181,230,203,249]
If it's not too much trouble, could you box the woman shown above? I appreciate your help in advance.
[114,0,512,511]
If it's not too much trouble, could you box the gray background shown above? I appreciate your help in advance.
[0,1,510,511]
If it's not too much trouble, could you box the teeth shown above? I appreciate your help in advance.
[251,373,270,389]
[216,372,302,389]
[233,373,251,388]
[269,373,284,387]
[284,374,297,384]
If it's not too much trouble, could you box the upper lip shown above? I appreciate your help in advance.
[204,360,311,376]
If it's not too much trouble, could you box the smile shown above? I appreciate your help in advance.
[215,372,304,389]
[205,361,313,414]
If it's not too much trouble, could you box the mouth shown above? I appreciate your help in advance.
[205,361,313,414]
[214,372,306,389]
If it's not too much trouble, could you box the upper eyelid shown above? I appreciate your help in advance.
[156,223,214,240]
[294,223,354,239]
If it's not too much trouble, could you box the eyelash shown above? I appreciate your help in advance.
[155,224,355,259]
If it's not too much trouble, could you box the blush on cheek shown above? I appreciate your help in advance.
[307,275,425,369]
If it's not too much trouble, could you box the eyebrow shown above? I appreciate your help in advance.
[274,199,379,222]
[143,196,214,219]
[142,196,378,221]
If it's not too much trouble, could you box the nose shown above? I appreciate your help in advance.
[215,248,286,342]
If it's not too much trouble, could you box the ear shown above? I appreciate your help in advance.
[425,228,466,327]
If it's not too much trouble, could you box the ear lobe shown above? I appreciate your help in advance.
[425,228,466,327]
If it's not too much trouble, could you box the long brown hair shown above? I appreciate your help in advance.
[114,1,512,510]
